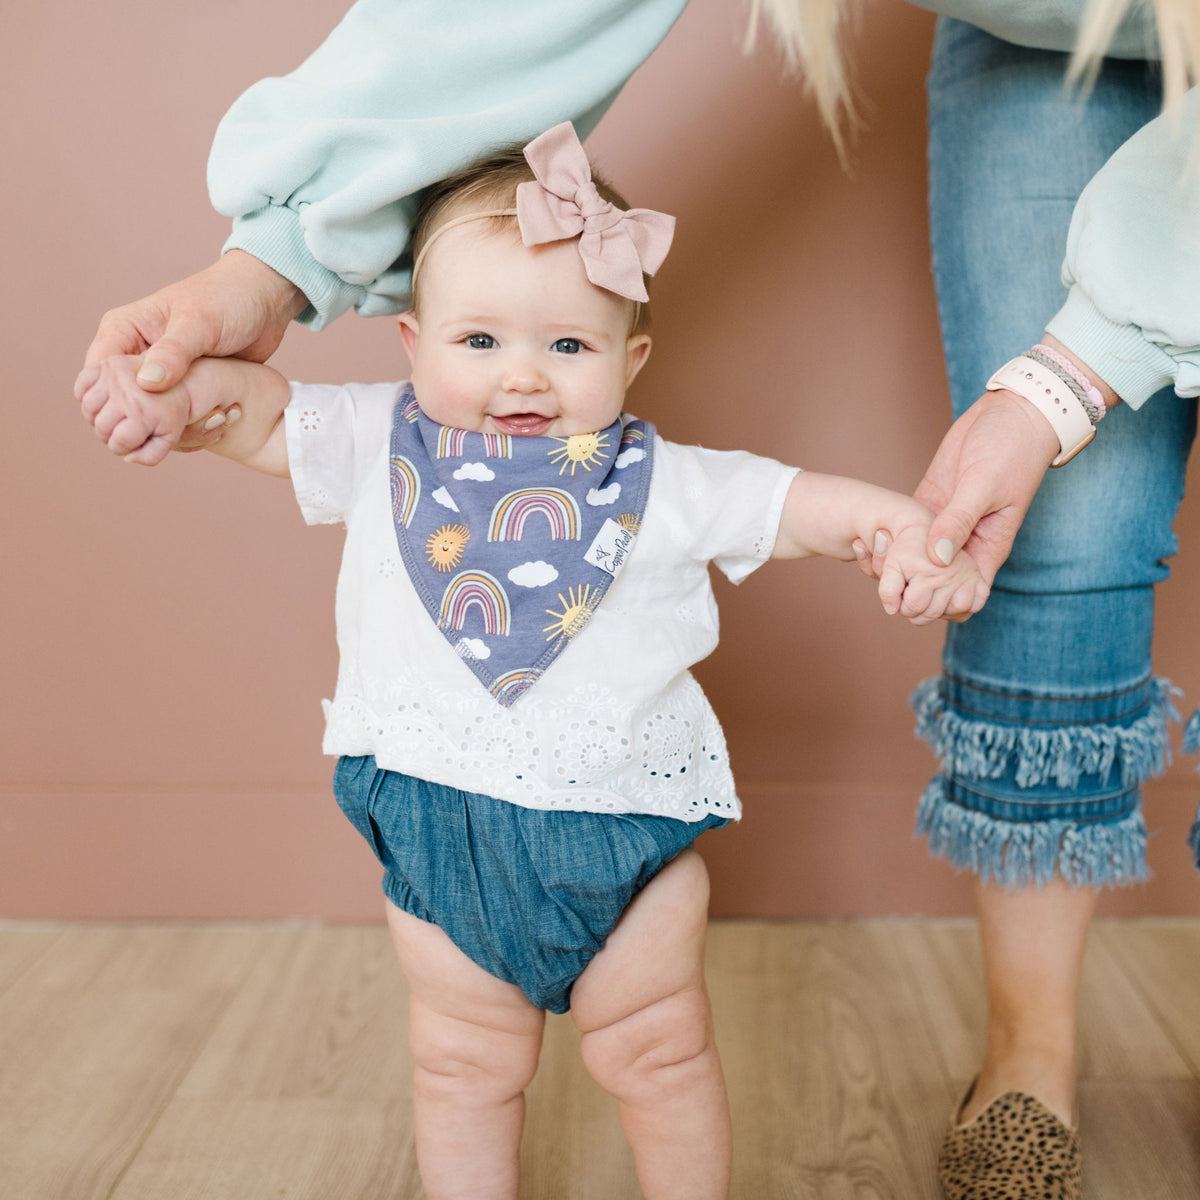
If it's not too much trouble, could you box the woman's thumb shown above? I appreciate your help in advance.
[926,505,979,569]
[134,324,209,391]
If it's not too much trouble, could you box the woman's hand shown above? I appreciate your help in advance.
[856,341,1119,603]
[853,388,1058,599]
[914,335,1119,584]
[913,387,1059,586]
[76,250,306,396]
[176,405,243,454]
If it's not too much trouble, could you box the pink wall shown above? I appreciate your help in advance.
[5,1,1200,919]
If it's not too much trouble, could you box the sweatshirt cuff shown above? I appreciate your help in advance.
[1046,288,1179,410]
[222,205,367,331]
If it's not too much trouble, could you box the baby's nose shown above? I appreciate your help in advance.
[502,359,549,394]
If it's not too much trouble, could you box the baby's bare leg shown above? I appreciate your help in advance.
[571,849,731,1200]
[385,901,545,1200]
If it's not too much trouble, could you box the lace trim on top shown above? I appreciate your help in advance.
[321,672,740,821]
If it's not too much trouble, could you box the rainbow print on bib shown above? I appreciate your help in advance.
[488,489,581,543]
[388,384,654,706]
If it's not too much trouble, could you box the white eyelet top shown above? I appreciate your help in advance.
[286,381,799,822]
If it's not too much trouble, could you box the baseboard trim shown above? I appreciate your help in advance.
[3,779,1197,919]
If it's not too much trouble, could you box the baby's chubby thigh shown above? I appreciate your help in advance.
[569,851,731,1197]
[570,849,714,1094]
[385,900,546,1104]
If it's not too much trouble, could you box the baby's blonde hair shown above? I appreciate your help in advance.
[746,0,1199,153]
[408,147,651,335]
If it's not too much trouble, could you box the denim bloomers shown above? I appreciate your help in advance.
[919,19,1198,887]
[334,755,727,1012]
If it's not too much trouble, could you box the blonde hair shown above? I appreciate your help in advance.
[1071,0,1199,117]
[743,0,859,158]
[747,0,1199,152]
[408,147,651,335]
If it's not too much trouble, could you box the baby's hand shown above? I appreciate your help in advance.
[876,523,989,625]
[77,354,192,466]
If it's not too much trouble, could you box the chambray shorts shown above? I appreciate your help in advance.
[333,756,727,1013]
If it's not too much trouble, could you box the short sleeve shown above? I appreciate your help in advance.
[285,381,401,524]
[655,439,800,584]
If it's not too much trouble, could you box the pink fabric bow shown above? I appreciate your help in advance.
[516,123,675,303]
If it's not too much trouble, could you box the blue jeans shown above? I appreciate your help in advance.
[919,18,1197,886]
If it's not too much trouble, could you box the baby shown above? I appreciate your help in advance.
[79,124,985,1200]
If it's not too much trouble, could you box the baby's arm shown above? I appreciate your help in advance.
[79,354,290,476]
[771,472,988,624]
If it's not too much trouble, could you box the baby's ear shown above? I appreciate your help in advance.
[625,334,652,387]
[396,312,420,363]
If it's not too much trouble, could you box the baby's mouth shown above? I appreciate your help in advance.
[492,413,552,436]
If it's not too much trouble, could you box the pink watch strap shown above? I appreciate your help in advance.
[986,356,1096,467]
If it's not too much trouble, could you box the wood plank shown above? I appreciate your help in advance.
[1094,920,1200,1076]
[1080,1080,1200,1200]
[107,1098,420,1200]
[706,921,955,1199]
[0,923,278,1200]
[0,985,231,1200]
[523,1012,638,1199]
[4,919,1199,1199]
[175,925,411,1102]
[0,923,64,995]
[893,919,983,1086]
[1077,924,1194,1080]
[901,918,1192,1088]
[12,922,285,992]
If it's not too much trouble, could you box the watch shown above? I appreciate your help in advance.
[986,356,1096,467]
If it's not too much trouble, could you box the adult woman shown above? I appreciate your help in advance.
[79,2,1199,1195]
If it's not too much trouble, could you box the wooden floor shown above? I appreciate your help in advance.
[3,919,1200,1199]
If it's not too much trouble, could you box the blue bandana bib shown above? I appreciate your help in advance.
[389,385,655,706]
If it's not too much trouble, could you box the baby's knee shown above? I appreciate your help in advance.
[580,985,715,1102]
[410,1012,542,1105]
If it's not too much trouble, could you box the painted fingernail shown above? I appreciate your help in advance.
[137,362,167,384]
[852,541,867,561]
[203,412,226,431]
[935,538,954,566]
[873,532,888,557]
[225,406,242,425]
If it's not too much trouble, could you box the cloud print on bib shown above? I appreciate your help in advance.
[509,561,559,588]
[586,482,621,506]
[389,384,655,706]
[453,463,495,482]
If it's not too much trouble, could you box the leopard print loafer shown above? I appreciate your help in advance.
[938,1088,1081,1200]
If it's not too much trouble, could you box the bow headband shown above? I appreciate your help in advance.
[410,122,675,303]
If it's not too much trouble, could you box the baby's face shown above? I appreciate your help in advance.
[398,221,651,437]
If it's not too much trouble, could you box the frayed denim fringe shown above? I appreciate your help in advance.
[915,777,1149,888]
[911,676,1178,888]
[910,676,1179,790]
[1183,707,1200,756]
[1183,709,1200,867]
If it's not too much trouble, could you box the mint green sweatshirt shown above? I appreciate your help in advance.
[208,0,1198,407]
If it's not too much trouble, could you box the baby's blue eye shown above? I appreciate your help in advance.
[466,334,496,349]
[552,338,582,354]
